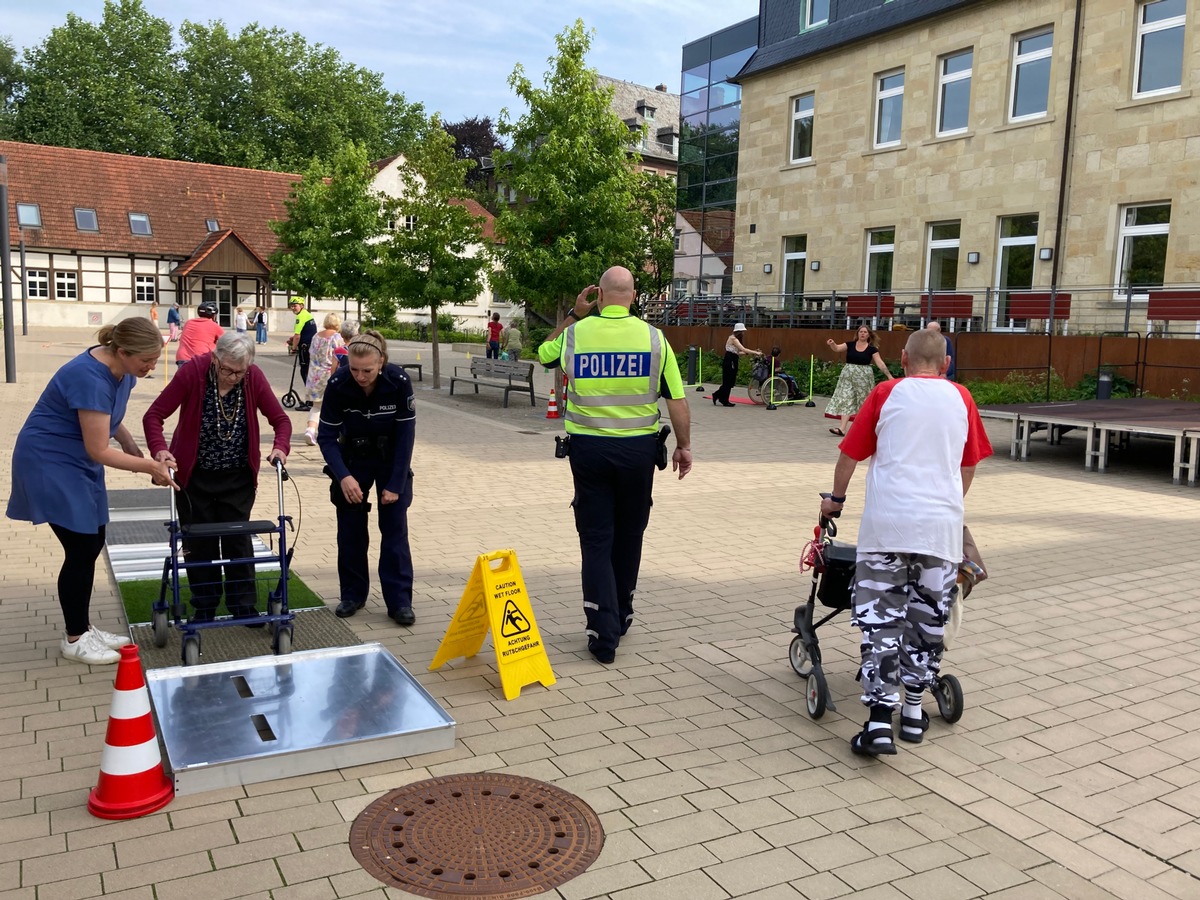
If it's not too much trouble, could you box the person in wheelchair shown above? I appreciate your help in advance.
[762,347,803,400]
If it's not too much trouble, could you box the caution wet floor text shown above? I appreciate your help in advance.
[429,549,556,700]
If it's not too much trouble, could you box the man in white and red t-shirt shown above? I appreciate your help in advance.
[819,328,992,757]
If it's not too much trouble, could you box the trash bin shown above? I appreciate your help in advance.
[1096,371,1113,400]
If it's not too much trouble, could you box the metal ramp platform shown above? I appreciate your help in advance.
[145,643,455,795]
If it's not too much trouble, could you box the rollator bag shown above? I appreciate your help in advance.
[816,541,857,610]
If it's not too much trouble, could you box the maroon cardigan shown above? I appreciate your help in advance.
[143,353,292,489]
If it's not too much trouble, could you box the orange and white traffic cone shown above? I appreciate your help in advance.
[88,644,174,820]
[546,388,560,419]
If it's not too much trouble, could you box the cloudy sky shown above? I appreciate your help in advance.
[4,1,761,121]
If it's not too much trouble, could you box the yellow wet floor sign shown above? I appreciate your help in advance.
[430,549,556,700]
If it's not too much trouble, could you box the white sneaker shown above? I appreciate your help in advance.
[61,631,120,665]
[89,624,133,650]
[304,429,317,446]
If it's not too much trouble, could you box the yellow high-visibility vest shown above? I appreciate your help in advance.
[560,313,665,437]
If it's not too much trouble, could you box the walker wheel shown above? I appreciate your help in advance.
[182,636,201,667]
[267,598,282,634]
[934,673,964,723]
[273,626,293,656]
[152,609,169,648]
[788,636,811,677]
[806,668,828,719]
[281,393,297,409]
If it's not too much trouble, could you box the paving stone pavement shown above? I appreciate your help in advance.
[1,326,1198,899]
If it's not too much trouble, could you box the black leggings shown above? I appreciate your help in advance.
[49,523,107,637]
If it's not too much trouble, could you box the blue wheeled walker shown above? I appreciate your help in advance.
[151,459,296,665]
[788,507,964,723]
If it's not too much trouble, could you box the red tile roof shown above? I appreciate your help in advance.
[1,140,300,262]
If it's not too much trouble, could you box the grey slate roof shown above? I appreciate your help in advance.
[739,0,992,80]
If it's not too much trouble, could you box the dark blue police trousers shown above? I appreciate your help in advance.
[336,462,413,615]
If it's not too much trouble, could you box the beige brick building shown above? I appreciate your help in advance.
[733,0,1198,332]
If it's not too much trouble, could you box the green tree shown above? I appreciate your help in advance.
[12,0,179,157]
[490,20,643,321]
[176,21,425,171]
[0,36,20,139]
[269,143,385,320]
[635,170,678,303]
[375,120,487,387]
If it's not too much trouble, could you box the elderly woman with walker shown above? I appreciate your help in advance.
[144,333,291,623]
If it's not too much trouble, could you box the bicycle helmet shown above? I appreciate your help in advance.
[197,301,218,319]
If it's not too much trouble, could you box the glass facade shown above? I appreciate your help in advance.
[676,18,757,298]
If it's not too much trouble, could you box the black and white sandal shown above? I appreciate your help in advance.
[850,724,897,757]
[899,710,930,744]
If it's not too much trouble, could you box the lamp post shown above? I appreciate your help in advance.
[0,155,17,382]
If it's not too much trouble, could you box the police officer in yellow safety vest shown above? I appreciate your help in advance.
[538,266,693,664]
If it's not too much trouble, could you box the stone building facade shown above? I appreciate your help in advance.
[732,0,1198,332]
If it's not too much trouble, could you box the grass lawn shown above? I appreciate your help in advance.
[118,572,326,624]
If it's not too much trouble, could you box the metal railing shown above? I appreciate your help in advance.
[645,285,1200,337]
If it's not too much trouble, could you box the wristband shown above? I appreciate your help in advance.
[829,494,846,504]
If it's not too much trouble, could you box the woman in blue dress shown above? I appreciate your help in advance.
[8,318,177,665]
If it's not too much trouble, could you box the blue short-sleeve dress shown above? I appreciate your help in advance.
[7,348,135,534]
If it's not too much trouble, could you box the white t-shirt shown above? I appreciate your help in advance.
[838,376,992,563]
[235,311,248,330]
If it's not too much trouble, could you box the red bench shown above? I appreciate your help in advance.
[845,294,895,319]
[923,294,974,319]
[1005,292,1072,320]
[1147,290,1200,320]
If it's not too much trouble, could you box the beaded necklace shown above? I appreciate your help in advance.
[215,384,243,441]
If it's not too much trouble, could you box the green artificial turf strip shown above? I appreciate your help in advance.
[118,572,325,624]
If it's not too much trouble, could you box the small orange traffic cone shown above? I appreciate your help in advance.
[88,645,174,820]
[546,388,560,419]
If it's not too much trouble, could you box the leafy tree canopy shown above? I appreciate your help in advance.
[12,0,178,157]
[269,142,385,310]
[376,119,488,386]
[489,20,643,318]
[0,36,20,138]
[9,0,424,170]
[634,170,677,302]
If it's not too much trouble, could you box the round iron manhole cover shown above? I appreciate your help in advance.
[349,773,605,899]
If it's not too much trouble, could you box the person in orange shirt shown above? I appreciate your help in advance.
[175,301,225,367]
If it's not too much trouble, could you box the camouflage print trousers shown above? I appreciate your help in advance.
[851,551,958,709]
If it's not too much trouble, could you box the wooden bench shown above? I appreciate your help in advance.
[448,358,536,407]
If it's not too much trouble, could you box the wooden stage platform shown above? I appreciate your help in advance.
[979,398,1200,485]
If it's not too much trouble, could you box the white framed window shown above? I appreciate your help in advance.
[925,221,961,292]
[135,275,156,304]
[1116,203,1171,296]
[674,228,682,252]
[16,203,41,228]
[804,0,829,29]
[27,269,50,298]
[129,212,152,235]
[937,49,973,136]
[1134,0,1185,98]
[994,214,1039,330]
[874,70,904,148]
[1010,30,1052,121]
[790,93,814,163]
[55,271,78,300]
[74,208,98,231]
[783,235,807,298]
[206,218,220,232]
[865,228,895,292]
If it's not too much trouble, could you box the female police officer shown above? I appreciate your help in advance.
[316,330,417,625]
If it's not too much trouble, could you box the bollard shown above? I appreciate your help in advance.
[687,346,698,386]
[1096,370,1113,400]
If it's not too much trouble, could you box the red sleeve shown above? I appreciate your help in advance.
[839,380,897,461]
[955,384,994,466]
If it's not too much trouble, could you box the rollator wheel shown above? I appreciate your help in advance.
[934,673,964,723]
[281,393,297,409]
[152,609,169,648]
[182,636,201,667]
[806,668,828,720]
[788,636,811,677]
[273,626,293,656]
[267,598,282,635]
